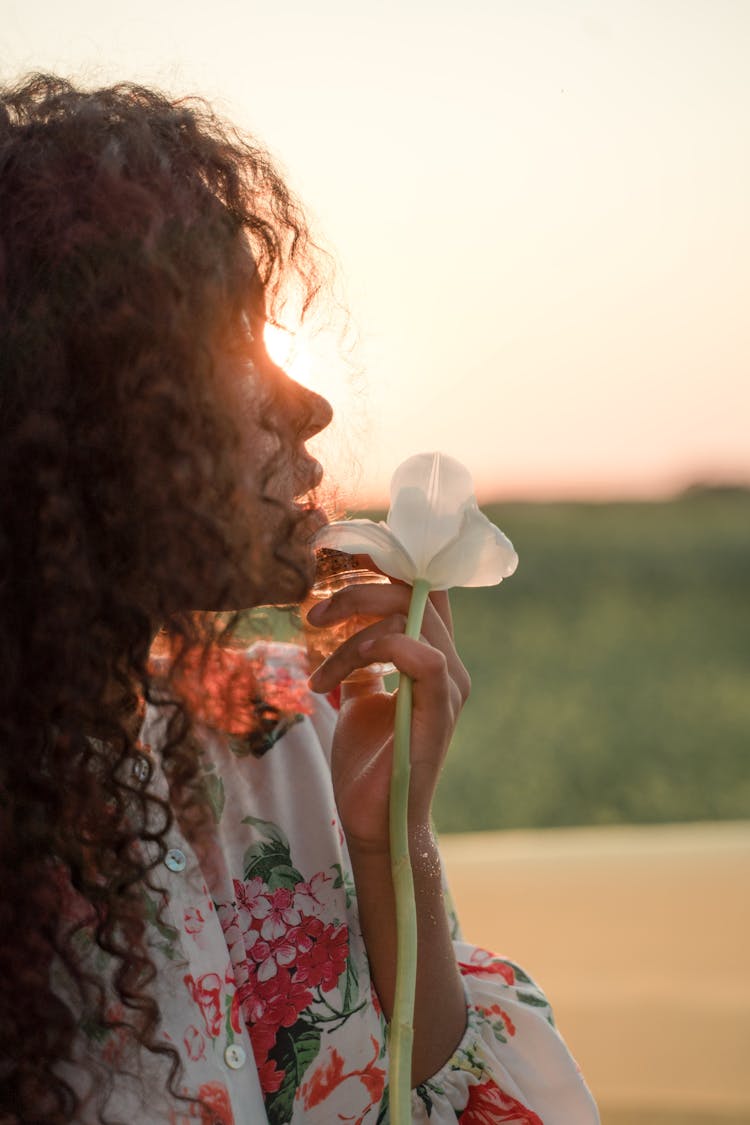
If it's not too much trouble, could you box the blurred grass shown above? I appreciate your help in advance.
[428,488,750,832]
[249,488,750,832]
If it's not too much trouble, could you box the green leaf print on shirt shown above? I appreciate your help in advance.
[331,861,356,909]
[141,889,183,963]
[342,953,359,1011]
[516,990,555,1025]
[241,815,304,888]
[265,1019,321,1125]
[505,960,533,985]
[203,769,226,825]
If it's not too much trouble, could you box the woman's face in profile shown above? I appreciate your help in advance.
[212,309,333,610]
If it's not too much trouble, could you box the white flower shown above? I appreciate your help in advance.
[314,452,518,590]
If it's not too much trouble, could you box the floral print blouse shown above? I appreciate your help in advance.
[56,643,599,1124]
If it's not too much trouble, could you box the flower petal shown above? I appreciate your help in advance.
[424,505,519,589]
[387,453,477,573]
[313,519,417,583]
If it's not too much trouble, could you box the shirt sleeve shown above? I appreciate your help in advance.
[408,941,599,1123]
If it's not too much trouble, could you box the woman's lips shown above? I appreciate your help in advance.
[294,502,329,539]
[294,457,324,498]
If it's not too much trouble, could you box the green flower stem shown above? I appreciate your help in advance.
[388,576,431,1125]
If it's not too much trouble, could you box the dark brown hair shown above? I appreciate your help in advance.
[0,73,324,1123]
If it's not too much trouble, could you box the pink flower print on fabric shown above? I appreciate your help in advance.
[215,855,354,1105]
[249,933,297,982]
[233,876,268,930]
[255,887,301,942]
[217,902,258,994]
[257,968,314,1031]
[292,918,348,991]
[294,871,332,917]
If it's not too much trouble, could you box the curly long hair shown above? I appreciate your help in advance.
[0,74,325,1123]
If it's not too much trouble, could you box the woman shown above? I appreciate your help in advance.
[0,75,598,1123]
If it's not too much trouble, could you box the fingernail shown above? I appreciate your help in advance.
[307,597,332,624]
[359,639,375,654]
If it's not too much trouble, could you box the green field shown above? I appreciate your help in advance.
[426,488,750,832]
[254,489,750,832]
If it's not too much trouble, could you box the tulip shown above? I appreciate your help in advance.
[313,451,518,590]
[314,453,518,1125]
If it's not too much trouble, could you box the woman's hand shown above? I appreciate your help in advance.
[306,580,471,1078]
[306,581,470,856]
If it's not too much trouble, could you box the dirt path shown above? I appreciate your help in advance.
[440,820,750,1122]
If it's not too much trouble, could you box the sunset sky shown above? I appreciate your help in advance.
[4,0,749,505]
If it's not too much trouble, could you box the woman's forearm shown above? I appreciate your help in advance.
[346,824,467,1087]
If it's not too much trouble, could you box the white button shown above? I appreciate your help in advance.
[164,848,186,872]
[224,1043,246,1070]
[132,757,150,782]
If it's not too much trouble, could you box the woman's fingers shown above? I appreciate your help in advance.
[308,612,408,693]
[310,625,463,723]
[356,635,463,761]
[306,582,470,702]
[428,589,454,637]
[358,633,450,691]
[306,581,406,627]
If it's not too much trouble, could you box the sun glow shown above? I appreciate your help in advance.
[263,318,357,427]
[263,319,368,511]
[263,322,316,391]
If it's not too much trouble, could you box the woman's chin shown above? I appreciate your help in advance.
[246,548,316,609]
[198,506,328,612]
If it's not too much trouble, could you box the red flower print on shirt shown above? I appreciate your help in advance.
[293,920,348,991]
[256,1055,285,1095]
[248,933,298,982]
[184,972,224,1039]
[236,965,315,1094]
[217,837,362,1116]
[183,1024,206,1062]
[475,1002,518,1038]
[198,1083,235,1125]
[256,887,302,941]
[184,906,206,935]
[218,866,353,1106]
[223,967,242,1035]
[259,969,314,1030]
[459,1080,543,1124]
[249,1018,278,1063]
[168,1081,235,1125]
[458,952,516,986]
[301,1037,385,1125]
